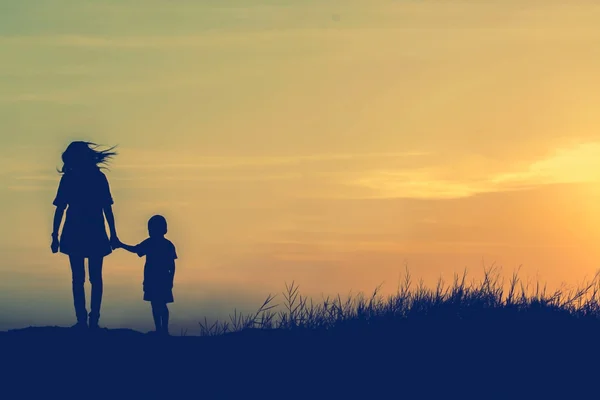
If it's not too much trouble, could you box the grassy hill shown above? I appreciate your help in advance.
[3,268,600,398]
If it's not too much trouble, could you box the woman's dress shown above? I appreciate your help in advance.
[53,169,114,258]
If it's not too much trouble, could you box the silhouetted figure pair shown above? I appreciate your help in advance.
[51,141,177,335]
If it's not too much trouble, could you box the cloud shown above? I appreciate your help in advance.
[0,29,362,49]
[352,170,485,199]
[10,143,600,200]
[13,175,58,182]
[0,92,83,105]
[116,151,429,170]
[136,200,192,209]
[9,151,423,192]
[490,142,600,186]
[351,141,600,199]
[0,35,218,49]
[7,185,54,192]
[0,76,218,104]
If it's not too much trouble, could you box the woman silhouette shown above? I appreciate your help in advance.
[50,141,120,329]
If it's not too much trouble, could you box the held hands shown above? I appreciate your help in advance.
[110,236,122,250]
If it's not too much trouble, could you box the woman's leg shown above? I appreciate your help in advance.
[68,255,87,325]
[162,304,170,335]
[150,301,162,332]
[88,256,104,327]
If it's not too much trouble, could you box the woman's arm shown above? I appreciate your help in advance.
[51,205,65,253]
[103,205,119,248]
[52,205,66,238]
[103,205,117,237]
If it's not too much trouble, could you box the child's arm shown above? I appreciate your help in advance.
[116,238,149,258]
[115,240,139,254]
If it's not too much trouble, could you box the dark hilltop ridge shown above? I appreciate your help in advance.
[3,270,600,398]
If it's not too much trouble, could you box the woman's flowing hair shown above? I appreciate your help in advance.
[59,141,118,174]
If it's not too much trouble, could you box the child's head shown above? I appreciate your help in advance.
[148,215,168,237]
[60,141,117,174]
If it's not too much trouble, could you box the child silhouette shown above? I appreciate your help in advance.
[116,215,177,336]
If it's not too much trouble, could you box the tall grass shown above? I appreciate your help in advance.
[198,266,600,336]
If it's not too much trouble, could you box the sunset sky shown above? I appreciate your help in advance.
[2,1,600,332]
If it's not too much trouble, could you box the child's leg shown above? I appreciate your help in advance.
[150,301,162,332]
[162,304,170,334]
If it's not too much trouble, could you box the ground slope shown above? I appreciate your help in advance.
[1,320,599,399]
